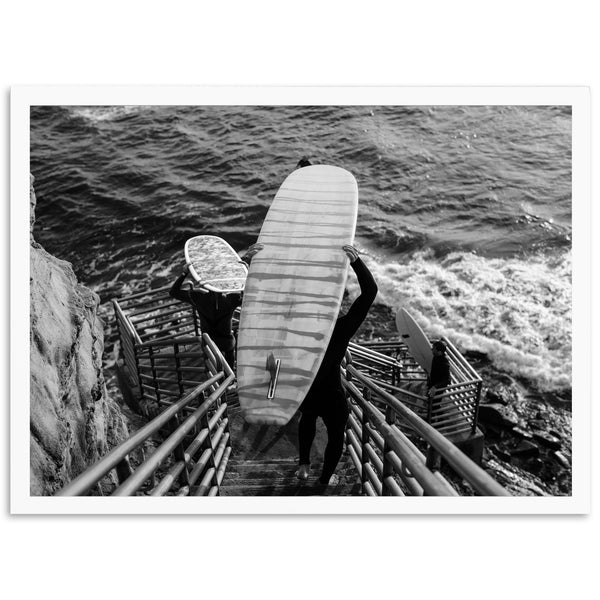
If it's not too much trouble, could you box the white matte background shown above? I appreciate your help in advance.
[2,1,597,599]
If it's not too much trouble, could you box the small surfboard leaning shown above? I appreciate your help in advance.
[395,308,433,374]
[184,235,248,293]
[237,165,359,425]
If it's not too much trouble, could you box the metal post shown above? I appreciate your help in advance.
[472,380,483,433]
[426,390,441,476]
[361,386,371,494]
[170,413,190,487]
[381,404,395,496]
[199,410,217,492]
[116,456,133,484]
[148,345,161,405]
[174,342,185,397]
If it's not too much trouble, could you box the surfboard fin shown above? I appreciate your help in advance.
[266,352,281,400]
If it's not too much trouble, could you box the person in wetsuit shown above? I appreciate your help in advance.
[427,340,451,398]
[425,340,452,469]
[169,244,263,369]
[297,245,378,486]
[169,265,241,368]
[296,156,312,168]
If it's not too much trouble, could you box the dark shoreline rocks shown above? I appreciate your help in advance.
[351,301,572,496]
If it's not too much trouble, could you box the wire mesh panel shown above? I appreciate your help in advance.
[135,337,208,407]
[116,284,199,344]
[113,286,207,410]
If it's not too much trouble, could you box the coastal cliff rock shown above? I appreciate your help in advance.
[30,176,129,495]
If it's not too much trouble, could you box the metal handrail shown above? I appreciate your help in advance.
[56,372,226,496]
[112,376,233,496]
[345,363,510,496]
[345,379,452,495]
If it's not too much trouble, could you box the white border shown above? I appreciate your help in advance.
[11,86,591,514]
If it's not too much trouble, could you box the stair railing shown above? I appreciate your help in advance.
[349,339,482,437]
[56,334,234,497]
[343,358,509,497]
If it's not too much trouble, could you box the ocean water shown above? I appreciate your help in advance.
[29,104,572,394]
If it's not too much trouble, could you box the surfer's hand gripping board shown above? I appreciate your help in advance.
[240,243,264,264]
[342,244,360,263]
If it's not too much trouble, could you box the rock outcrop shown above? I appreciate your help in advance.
[30,176,129,495]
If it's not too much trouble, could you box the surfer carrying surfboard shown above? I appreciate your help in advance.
[169,265,242,368]
[297,245,378,487]
[169,244,263,368]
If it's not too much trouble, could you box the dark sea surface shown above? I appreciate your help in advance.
[30,105,572,396]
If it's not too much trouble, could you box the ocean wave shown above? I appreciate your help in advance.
[69,106,146,123]
[346,248,572,392]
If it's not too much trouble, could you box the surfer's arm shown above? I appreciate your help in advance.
[343,257,378,328]
[169,269,191,302]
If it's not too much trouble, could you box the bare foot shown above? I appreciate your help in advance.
[318,473,341,486]
[296,464,310,481]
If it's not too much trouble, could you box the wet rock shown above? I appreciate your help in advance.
[510,440,540,459]
[524,458,544,475]
[489,444,511,462]
[464,350,489,361]
[478,403,520,433]
[484,389,508,405]
[513,427,533,440]
[532,432,562,450]
[478,404,508,427]
[501,414,519,429]
[492,373,518,387]
[552,451,570,469]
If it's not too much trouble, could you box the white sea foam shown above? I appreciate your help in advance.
[70,106,144,123]
[346,249,572,391]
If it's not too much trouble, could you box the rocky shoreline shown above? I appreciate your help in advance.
[353,302,572,496]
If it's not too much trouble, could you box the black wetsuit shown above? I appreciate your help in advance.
[428,354,451,390]
[298,258,378,483]
[169,273,242,368]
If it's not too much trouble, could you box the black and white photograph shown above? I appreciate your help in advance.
[3,3,598,599]
[12,88,589,512]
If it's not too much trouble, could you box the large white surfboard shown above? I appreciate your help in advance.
[395,308,433,374]
[237,165,358,425]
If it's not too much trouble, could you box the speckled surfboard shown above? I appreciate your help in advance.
[184,235,247,293]
[395,308,433,374]
[237,165,358,425]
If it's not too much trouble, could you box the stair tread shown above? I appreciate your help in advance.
[219,482,361,496]
[219,455,360,495]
